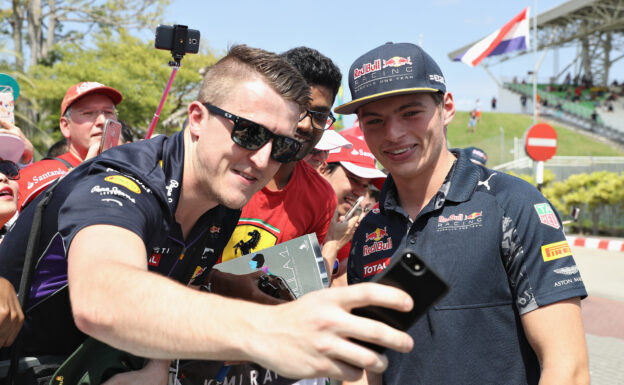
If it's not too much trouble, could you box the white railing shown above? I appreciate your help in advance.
[493,156,624,171]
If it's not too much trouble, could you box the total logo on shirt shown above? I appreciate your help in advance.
[363,257,391,278]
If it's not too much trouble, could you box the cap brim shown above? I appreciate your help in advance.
[0,133,24,163]
[341,161,387,179]
[315,129,353,151]
[334,87,440,115]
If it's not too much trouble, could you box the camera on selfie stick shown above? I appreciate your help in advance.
[146,24,201,139]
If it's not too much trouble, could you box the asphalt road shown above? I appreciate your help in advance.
[572,245,624,384]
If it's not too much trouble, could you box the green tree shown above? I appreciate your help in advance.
[1,0,168,71]
[23,29,220,153]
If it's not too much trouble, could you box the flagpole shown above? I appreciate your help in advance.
[532,0,537,125]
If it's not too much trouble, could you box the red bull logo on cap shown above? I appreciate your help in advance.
[354,59,381,79]
[383,56,412,69]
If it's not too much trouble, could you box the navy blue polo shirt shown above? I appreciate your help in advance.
[347,149,587,385]
[0,131,240,356]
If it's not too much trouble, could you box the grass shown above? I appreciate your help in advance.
[447,111,624,167]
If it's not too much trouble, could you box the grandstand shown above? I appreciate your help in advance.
[448,0,624,143]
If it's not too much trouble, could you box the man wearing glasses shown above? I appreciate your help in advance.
[16,82,123,210]
[220,47,342,263]
[0,45,414,383]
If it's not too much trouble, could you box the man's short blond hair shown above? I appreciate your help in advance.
[198,45,310,110]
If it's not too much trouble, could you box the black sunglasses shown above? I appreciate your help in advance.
[299,109,336,131]
[0,160,19,180]
[204,104,302,163]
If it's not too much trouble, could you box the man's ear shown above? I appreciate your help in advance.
[59,117,71,139]
[187,101,207,137]
[442,92,456,126]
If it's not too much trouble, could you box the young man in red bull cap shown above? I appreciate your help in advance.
[336,42,589,385]
[16,81,123,210]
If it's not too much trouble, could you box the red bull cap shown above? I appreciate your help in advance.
[335,42,446,115]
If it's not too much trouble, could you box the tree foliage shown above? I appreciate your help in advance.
[1,0,169,70]
[541,171,624,235]
[22,29,220,151]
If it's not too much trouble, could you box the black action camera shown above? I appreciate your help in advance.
[155,24,200,62]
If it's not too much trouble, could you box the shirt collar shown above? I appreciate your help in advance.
[379,149,482,215]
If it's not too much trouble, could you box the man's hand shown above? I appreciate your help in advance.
[0,277,24,347]
[247,282,414,381]
[0,119,34,164]
[206,270,295,305]
[102,359,170,385]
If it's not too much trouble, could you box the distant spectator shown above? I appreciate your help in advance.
[120,120,135,144]
[491,96,497,110]
[564,72,571,86]
[45,137,68,158]
[303,127,352,170]
[467,109,477,133]
[16,81,123,210]
[475,98,482,121]
[520,94,528,112]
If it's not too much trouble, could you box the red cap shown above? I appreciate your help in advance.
[326,134,386,185]
[61,82,123,116]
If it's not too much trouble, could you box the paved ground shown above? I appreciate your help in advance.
[573,245,624,384]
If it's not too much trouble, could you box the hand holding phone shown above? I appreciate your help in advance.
[99,119,122,153]
[351,249,448,352]
[342,196,365,222]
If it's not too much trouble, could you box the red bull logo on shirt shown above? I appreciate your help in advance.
[383,56,412,68]
[363,257,391,278]
[365,227,389,242]
[437,211,483,231]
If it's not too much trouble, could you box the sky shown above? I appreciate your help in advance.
[156,0,619,127]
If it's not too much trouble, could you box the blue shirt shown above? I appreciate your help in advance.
[347,149,587,385]
[0,131,240,355]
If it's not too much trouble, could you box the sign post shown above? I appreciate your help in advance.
[525,122,557,191]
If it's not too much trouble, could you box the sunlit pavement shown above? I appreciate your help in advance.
[572,245,624,384]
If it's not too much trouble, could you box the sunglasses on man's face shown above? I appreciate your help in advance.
[204,104,302,163]
[0,160,19,180]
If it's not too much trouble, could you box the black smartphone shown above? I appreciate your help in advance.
[155,24,200,55]
[351,249,449,352]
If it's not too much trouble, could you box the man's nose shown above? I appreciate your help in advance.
[248,139,273,169]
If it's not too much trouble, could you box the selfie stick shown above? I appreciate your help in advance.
[145,62,180,140]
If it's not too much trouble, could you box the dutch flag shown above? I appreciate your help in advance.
[455,7,530,67]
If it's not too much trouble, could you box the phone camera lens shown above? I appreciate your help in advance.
[413,263,422,271]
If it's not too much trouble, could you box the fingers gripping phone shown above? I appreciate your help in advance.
[352,249,449,352]
[342,196,365,222]
[99,119,122,153]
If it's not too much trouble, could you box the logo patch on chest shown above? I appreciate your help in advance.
[363,257,391,278]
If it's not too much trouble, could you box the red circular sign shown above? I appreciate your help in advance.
[525,123,557,161]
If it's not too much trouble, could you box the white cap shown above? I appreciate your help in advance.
[314,128,353,151]
[0,133,24,163]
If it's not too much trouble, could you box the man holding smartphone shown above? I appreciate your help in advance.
[0,45,414,384]
[337,43,589,385]
[16,81,123,210]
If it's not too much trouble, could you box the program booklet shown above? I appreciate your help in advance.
[213,233,329,298]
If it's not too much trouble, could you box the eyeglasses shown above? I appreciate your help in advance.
[204,104,302,163]
[71,108,117,122]
[0,160,19,180]
[299,110,336,131]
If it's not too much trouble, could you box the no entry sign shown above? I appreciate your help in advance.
[525,123,557,161]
